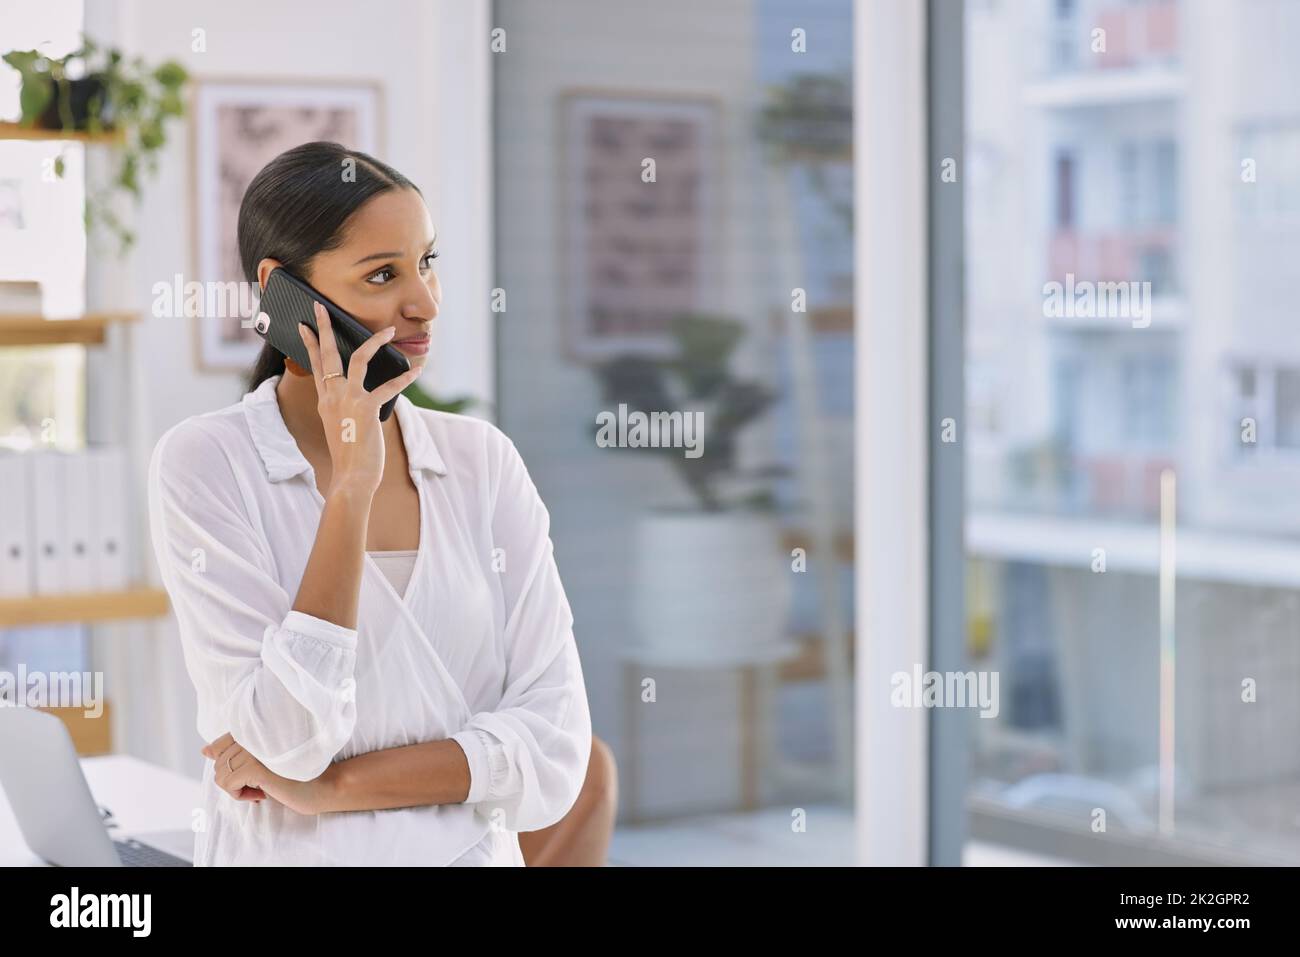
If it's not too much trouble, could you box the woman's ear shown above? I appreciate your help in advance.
[256,257,283,292]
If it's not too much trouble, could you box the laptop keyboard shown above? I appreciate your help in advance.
[114,838,191,867]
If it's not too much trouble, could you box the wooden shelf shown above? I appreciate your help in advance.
[0,586,169,628]
[0,121,124,145]
[0,312,138,346]
[40,702,113,756]
[770,305,853,334]
[780,528,855,563]
[778,631,855,682]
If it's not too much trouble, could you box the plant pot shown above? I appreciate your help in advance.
[35,74,114,131]
[630,507,796,666]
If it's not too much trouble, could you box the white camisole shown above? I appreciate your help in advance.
[366,549,418,599]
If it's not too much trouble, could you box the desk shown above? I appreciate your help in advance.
[0,755,201,866]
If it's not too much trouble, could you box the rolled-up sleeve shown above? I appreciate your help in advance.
[449,428,592,832]
[148,422,358,782]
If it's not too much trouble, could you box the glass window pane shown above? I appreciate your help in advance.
[965,0,1300,864]
[493,0,856,864]
[1275,369,1300,450]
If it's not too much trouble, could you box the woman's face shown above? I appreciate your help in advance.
[266,187,441,371]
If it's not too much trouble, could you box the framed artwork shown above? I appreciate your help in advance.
[189,78,383,372]
[558,90,723,361]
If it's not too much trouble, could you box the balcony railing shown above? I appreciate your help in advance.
[1046,0,1179,75]
[1048,228,1178,298]
[1071,453,1176,518]
[1097,0,1178,69]
[997,441,1177,520]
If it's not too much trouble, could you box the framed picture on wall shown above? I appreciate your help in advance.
[558,90,723,361]
[189,78,384,372]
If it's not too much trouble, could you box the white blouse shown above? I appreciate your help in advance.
[146,374,591,866]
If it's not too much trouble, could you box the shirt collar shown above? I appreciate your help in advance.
[242,374,448,483]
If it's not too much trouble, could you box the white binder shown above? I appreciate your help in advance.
[87,446,129,591]
[0,451,33,597]
[29,449,66,594]
[62,450,96,592]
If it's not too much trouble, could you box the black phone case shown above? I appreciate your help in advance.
[255,267,411,422]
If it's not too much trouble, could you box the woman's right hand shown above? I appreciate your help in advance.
[298,301,421,497]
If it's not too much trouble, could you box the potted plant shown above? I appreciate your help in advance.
[754,71,853,231]
[3,35,189,252]
[592,314,795,664]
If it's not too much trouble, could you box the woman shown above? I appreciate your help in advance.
[148,141,616,866]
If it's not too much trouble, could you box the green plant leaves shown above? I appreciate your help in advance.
[152,61,187,88]
[118,153,139,196]
[138,118,163,151]
[158,90,184,117]
[2,36,192,254]
[590,314,783,511]
[666,313,746,398]
[18,76,50,122]
[2,50,42,73]
[401,380,477,414]
[5,50,52,122]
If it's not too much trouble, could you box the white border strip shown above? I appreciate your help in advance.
[855,0,929,866]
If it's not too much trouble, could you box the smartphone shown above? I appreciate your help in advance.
[252,266,411,422]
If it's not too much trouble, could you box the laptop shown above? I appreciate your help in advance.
[0,707,192,866]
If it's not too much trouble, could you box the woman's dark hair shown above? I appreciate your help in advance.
[239,141,420,392]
